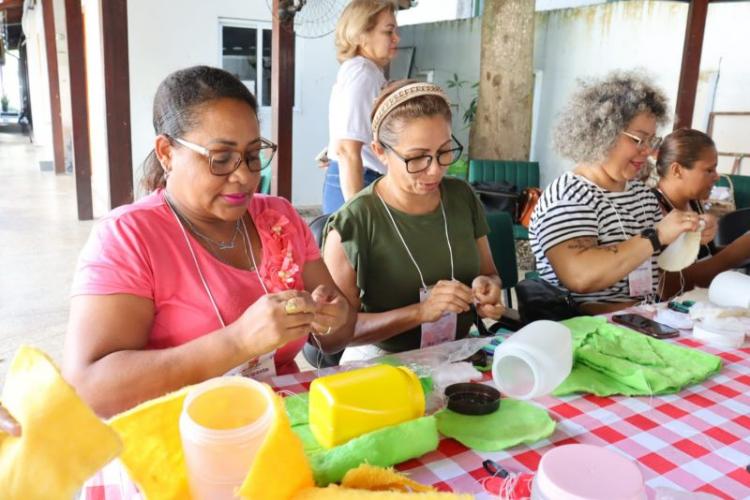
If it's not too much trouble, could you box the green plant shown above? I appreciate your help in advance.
[0,95,8,112]
[445,74,478,128]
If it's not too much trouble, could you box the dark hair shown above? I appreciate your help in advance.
[655,128,716,177]
[142,66,259,192]
[370,79,452,146]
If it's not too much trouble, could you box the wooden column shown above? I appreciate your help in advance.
[64,0,93,220]
[101,0,133,207]
[41,0,65,174]
[270,0,295,200]
[674,0,709,130]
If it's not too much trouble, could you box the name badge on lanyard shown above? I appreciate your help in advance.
[226,351,277,380]
[419,286,457,348]
[628,258,653,298]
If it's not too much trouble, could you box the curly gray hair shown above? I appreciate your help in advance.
[554,71,670,164]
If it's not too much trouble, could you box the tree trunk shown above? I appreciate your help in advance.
[469,0,535,160]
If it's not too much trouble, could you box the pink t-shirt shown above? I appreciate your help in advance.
[71,190,320,374]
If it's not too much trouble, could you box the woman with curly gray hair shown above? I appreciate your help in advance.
[529,71,704,313]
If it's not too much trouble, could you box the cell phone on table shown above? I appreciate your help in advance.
[612,314,679,339]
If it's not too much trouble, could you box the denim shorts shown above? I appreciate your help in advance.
[322,160,382,214]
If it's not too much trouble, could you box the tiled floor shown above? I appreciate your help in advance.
[0,132,93,384]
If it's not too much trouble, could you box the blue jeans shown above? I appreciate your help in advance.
[322,160,382,214]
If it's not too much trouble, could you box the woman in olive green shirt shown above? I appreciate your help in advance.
[323,80,504,357]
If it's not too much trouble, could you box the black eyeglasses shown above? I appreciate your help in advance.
[170,136,277,175]
[380,135,464,174]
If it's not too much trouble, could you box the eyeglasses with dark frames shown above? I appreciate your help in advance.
[622,131,663,152]
[169,135,277,175]
[380,135,464,174]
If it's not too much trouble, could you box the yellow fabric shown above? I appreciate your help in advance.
[0,346,122,500]
[289,464,473,499]
[108,387,191,500]
[240,385,315,499]
[340,464,435,493]
[292,486,473,499]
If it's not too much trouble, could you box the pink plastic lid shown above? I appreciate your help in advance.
[535,444,645,500]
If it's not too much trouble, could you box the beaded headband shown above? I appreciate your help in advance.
[371,82,451,142]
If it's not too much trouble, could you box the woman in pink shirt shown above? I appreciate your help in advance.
[62,66,353,417]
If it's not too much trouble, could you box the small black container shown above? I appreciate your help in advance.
[444,383,501,415]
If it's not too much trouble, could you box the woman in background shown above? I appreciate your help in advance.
[654,128,750,288]
[322,0,400,213]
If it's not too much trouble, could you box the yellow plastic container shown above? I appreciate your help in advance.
[309,364,425,449]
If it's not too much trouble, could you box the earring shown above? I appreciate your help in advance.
[163,169,171,180]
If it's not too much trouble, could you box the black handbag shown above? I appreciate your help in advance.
[516,278,580,323]
[471,181,520,220]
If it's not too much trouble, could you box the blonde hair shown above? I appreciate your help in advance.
[335,0,396,63]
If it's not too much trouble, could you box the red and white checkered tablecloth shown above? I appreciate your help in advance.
[83,338,750,500]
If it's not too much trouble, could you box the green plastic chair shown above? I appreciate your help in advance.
[259,168,271,195]
[485,210,518,308]
[469,159,540,240]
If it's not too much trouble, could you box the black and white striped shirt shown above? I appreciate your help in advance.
[529,172,663,304]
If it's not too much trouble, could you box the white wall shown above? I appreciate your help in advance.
[398,0,472,26]
[397,18,482,149]
[82,0,109,216]
[53,0,73,172]
[21,1,54,166]
[694,2,750,175]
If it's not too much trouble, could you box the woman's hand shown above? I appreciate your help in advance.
[472,275,505,320]
[417,280,473,323]
[655,209,701,246]
[233,290,316,357]
[310,284,349,336]
[0,403,21,437]
[698,213,717,245]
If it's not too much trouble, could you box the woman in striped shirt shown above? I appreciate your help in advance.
[530,72,704,314]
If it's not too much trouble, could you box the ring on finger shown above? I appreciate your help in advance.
[284,299,301,315]
[316,325,333,336]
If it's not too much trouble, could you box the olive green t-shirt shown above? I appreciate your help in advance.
[326,176,490,352]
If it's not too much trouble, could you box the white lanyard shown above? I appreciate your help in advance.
[376,192,455,289]
[165,195,268,330]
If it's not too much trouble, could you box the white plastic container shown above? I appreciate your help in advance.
[492,320,573,399]
[531,444,646,500]
[708,271,750,309]
[179,377,274,500]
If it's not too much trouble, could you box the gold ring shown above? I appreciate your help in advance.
[284,299,301,315]
[317,325,333,336]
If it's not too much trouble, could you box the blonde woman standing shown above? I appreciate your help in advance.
[322,0,400,213]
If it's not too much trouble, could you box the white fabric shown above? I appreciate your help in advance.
[327,56,387,174]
